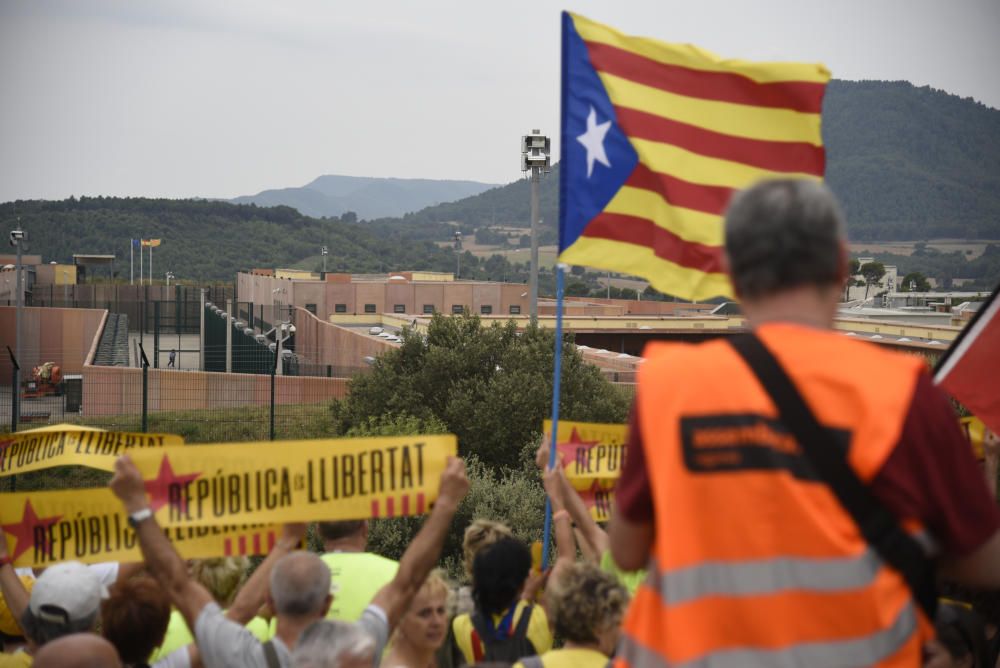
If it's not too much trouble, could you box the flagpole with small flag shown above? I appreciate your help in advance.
[130,239,134,285]
[139,239,144,286]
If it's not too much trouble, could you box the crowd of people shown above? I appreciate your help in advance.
[2,179,1000,667]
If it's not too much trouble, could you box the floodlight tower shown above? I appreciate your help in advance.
[522,130,551,323]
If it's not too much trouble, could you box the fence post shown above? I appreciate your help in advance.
[153,301,161,369]
[270,352,277,442]
[139,343,150,433]
[7,346,19,433]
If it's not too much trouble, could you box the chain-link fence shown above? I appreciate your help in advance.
[2,305,370,442]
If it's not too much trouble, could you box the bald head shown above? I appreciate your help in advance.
[269,551,332,618]
[33,633,122,668]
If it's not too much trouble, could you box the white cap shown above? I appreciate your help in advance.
[29,562,109,626]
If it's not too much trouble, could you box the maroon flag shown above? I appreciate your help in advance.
[935,284,1000,434]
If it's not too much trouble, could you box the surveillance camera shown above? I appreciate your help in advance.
[9,230,25,246]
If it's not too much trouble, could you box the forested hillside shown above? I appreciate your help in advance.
[382,80,1000,242]
[1,198,461,281]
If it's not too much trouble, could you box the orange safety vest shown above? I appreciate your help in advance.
[616,323,934,668]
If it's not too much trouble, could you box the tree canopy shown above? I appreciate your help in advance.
[329,313,630,471]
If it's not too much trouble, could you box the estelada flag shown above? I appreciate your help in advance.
[935,285,1000,434]
[558,12,830,300]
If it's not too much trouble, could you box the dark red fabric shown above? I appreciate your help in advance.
[617,371,1000,557]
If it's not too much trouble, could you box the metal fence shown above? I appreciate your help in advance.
[3,353,362,445]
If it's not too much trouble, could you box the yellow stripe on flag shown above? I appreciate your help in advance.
[560,236,733,301]
[600,73,824,145]
[632,140,821,190]
[571,13,831,85]
[604,186,724,247]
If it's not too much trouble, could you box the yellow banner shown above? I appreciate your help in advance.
[0,434,455,566]
[544,420,627,522]
[0,489,284,567]
[127,434,456,528]
[0,425,182,477]
[961,416,987,459]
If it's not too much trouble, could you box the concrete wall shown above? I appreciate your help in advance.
[294,307,393,369]
[236,272,532,318]
[0,306,106,378]
[34,264,78,286]
[81,365,348,417]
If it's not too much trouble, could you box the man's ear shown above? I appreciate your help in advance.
[321,593,333,617]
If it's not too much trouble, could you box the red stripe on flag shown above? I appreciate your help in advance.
[371,499,380,518]
[626,163,734,216]
[238,536,247,555]
[253,533,261,555]
[224,538,232,556]
[582,212,725,273]
[417,493,425,514]
[386,497,396,518]
[936,291,1000,434]
[585,40,825,113]
[402,495,410,516]
[615,106,825,176]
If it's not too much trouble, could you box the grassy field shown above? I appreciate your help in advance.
[70,402,335,444]
[849,240,999,259]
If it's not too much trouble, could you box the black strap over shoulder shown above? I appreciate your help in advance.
[511,603,534,638]
[728,333,938,620]
[261,639,281,668]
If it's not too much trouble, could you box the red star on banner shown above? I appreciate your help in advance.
[144,455,201,514]
[2,500,63,563]
[555,427,601,473]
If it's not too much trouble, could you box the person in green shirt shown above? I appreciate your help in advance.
[317,521,399,622]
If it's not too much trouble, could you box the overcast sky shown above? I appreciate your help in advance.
[1,0,997,203]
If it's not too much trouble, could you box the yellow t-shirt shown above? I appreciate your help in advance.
[149,608,271,661]
[320,552,398,622]
[514,647,609,668]
[0,651,32,667]
[599,550,646,597]
[452,600,552,664]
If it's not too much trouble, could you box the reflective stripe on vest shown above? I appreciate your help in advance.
[617,602,917,668]
[645,548,883,605]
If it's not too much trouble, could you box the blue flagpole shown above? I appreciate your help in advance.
[541,263,566,571]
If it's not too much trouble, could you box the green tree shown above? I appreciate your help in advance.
[843,258,863,301]
[329,314,630,472]
[900,272,931,292]
[860,261,886,299]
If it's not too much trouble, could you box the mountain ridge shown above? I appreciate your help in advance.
[230,174,498,220]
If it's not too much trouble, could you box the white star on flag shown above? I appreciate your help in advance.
[576,106,612,178]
